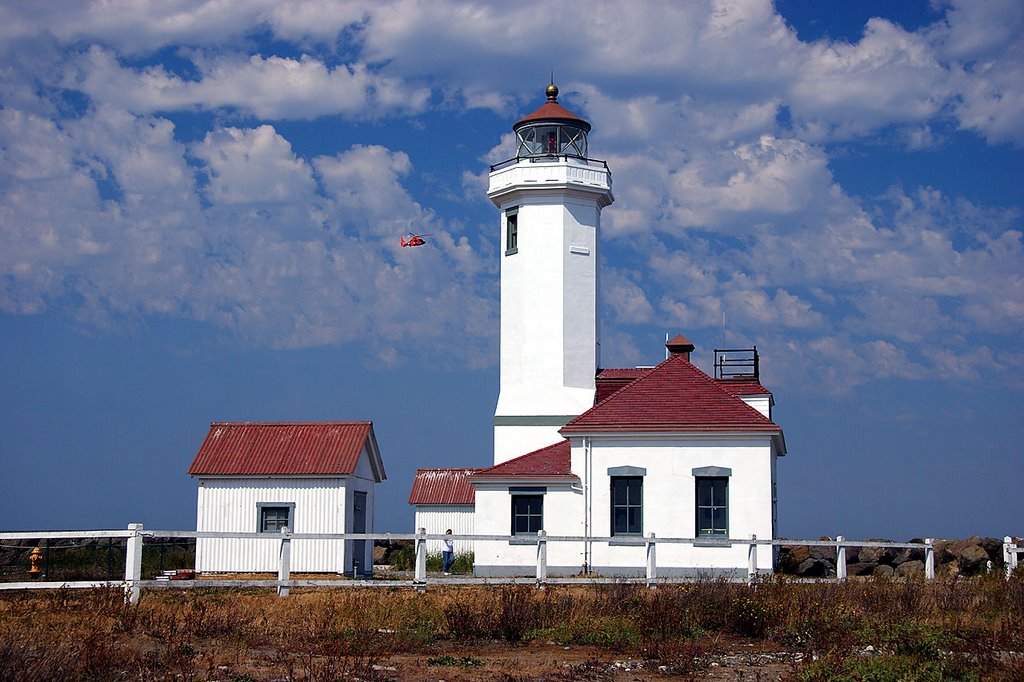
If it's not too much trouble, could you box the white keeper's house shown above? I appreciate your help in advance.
[189,421,386,576]
[409,84,787,578]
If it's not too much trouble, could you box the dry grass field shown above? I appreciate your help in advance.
[1,573,1022,681]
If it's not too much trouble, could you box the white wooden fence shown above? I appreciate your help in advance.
[1,525,1020,604]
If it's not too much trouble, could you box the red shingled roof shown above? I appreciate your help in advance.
[714,378,772,396]
[562,356,781,434]
[408,468,481,505]
[188,422,384,479]
[596,367,651,403]
[469,440,577,481]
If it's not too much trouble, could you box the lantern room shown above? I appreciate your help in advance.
[512,84,591,159]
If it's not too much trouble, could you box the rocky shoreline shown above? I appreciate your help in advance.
[778,535,1018,578]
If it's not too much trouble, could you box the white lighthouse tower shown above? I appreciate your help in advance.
[487,84,614,464]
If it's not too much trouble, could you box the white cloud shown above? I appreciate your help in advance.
[65,47,429,120]
[192,125,317,205]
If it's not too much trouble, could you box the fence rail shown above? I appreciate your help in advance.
[1,525,1019,603]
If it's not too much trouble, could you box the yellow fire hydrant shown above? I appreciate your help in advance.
[28,547,43,579]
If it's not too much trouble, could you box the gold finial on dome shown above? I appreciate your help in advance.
[546,83,559,101]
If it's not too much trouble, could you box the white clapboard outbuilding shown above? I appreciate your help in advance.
[408,468,479,554]
[411,84,787,578]
[189,421,385,575]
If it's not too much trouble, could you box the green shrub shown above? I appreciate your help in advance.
[388,547,474,573]
[796,654,979,682]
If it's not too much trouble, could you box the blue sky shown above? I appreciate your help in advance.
[1,0,1021,541]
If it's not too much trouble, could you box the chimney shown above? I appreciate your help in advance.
[665,334,695,361]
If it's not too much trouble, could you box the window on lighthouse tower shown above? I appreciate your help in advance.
[505,208,518,255]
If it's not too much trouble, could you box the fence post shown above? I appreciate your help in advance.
[124,523,144,604]
[1005,536,1018,580]
[278,527,291,597]
[536,530,547,588]
[646,532,657,588]
[836,535,847,582]
[924,538,935,581]
[746,535,757,585]
[414,527,427,585]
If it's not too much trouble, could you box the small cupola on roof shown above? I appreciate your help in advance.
[666,334,696,361]
[512,83,591,159]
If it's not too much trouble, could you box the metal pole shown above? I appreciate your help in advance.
[747,535,757,585]
[414,527,427,585]
[536,530,547,588]
[836,536,847,582]
[646,533,657,588]
[277,527,291,597]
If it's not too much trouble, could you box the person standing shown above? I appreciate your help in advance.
[442,529,454,575]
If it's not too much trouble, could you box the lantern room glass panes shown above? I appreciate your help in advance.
[515,123,588,158]
[695,477,728,536]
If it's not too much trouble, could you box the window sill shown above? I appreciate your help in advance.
[694,538,732,548]
[608,538,645,546]
[505,247,518,256]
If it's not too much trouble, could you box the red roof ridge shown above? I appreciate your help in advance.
[563,354,781,433]
[209,420,373,426]
[470,440,577,480]
[188,422,384,479]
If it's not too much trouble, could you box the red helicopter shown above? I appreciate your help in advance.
[400,233,431,247]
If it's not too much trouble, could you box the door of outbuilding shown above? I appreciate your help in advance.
[351,491,367,576]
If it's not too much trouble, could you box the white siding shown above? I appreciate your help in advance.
[738,395,772,419]
[195,478,347,573]
[578,435,776,574]
[413,505,476,553]
[472,433,778,577]
[473,483,584,576]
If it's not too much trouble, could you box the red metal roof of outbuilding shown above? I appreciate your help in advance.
[469,440,577,481]
[563,355,781,434]
[408,468,481,505]
[188,422,383,478]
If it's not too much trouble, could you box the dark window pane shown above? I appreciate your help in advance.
[713,479,727,506]
[711,507,726,532]
[628,479,641,501]
[613,508,627,533]
[613,480,627,505]
[698,480,712,506]
[627,508,640,531]
[697,507,713,534]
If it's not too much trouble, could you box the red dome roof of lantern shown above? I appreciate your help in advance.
[513,83,591,132]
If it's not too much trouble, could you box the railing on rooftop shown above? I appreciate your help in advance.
[1,526,1020,602]
[714,347,759,380]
